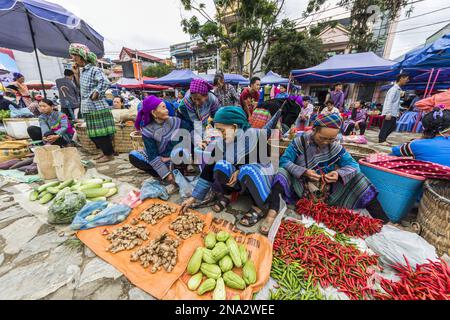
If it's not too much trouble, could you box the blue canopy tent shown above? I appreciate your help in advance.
[199,73,249,86]
[144,69,201,87]
[292,52,399,83]
[261,71,289,85]
[0,0,104,97]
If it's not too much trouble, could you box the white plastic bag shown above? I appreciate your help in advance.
[365,225,438,270]
[173,169,194,199]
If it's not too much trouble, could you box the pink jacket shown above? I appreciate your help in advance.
[415,89,450,113]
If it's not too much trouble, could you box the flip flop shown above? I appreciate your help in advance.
[212,195,231,213]
[239,209,266,228]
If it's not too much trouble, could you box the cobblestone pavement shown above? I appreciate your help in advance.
[0,128,422,300]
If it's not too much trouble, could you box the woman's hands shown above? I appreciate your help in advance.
[305,170,321,182]
[324,171,339,184]
[227,170,240,187]
[180,197,196,214]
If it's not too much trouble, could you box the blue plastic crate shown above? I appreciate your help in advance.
[360,160,425,222]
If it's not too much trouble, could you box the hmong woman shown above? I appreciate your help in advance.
[27,99,74,147]
[8,72,32,109]
[262,113,390,233]
[69,43,115,163]
[180,106,283,230]
[177,79,220,134]
[342,100,368,136]
[129,96,190,191]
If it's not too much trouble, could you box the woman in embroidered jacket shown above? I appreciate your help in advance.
[180,105,283,231]
[262,113,390,233]
[342,100,368,136]
[130,96,191,190]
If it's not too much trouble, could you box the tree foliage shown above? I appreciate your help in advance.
[304,0,412,52]
[262,19,327,77]
[180,0,286,77]
[143,64,174,78]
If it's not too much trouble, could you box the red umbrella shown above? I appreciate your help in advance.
[113,77,171,91]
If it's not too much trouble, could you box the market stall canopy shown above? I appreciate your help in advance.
[400,34,450,69]
[261,71,289,85]
[25,80,55,90]
[0,0,104,57]
[112,77,171,91]
[292,52,399,83]
[199,73,249,85]
[144,69,201,87]
[381,82,450,92]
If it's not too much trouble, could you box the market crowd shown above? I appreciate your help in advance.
[6,43,449,236]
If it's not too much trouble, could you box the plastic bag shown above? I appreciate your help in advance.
[140,178,169,201]
[173,169,194,199]
[365,225,438,270]
[343,135,368,145]
[71,201,132,230]
[9,105,34,118]
[48,188,87,225]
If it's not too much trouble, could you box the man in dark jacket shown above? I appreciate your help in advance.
[56,69,80,120]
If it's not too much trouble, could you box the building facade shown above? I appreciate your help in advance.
[170,38,218,74]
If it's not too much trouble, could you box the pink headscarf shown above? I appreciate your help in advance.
[135,95,163,130]
[190,79,213,96]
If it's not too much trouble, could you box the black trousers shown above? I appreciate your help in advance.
[268,182,390,223]
[27,126,67,147]
[378,117,397,143]
[344,122,367,136]
[129,153,159,177]
[91,135,114,156]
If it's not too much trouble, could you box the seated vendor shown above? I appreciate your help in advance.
[295,96,314,129]
[321,100,341,116]
[392,108,450,167]
[342,100,368,136]
[262,113,390,233]
[180,105,283,233]
[130,96,190,191]
[27,99,74,147]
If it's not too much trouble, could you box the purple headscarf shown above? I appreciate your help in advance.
[289,95,304,108]
[190,79,213,96]
[135,95,163,130]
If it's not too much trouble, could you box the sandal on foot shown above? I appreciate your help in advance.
[259,212,278,236]
[93,154,104,160]
[96,155,114,164]
[239,209,265,228]
[212,195,231,213]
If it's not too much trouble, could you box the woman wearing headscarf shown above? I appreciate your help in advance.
[180,106,284,229]
[129,96,190,189]
[177,79,220,134]
[262,113,390,235]
[8,72,32,109]
[69,43,115,163]
[392,108,450,167]
[342,100,368,136]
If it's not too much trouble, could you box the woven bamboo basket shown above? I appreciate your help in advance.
[113,123,135,153]
[417,180,450,256]
[268,139,291,158]
[74,125,98,154]
[342,143,378,161]
[130,131,144,151]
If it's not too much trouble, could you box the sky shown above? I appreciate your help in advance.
[51,0,450,61]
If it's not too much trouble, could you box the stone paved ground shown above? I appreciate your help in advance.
[0,128,423,300]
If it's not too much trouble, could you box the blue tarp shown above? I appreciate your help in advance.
[0,53,20,74]
[261,71,289,85]
[144,69,201,87]
[0,0,104,58]
[199,73,249,85]
[292,52,399,83]
[381,82,450,92]
[400,34,450,69]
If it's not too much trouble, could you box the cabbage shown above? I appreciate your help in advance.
[48,188,87,224]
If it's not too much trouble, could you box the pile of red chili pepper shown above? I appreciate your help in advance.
[274,220,380,300]
[372,258,450,300]
[296,198,384,238]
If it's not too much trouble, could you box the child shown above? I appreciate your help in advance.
[27,99,74,147]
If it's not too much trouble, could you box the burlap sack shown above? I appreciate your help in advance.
[52,147,86,181]
[33,145,60,180]
[0,140,29,163]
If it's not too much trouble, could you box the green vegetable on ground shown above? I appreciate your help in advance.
[29,191,39,201]
[226,237,242,268]
[211,242,229,261]
[197,278,216,295]
[81,188,109,198]
[39,193,55,204]
[200,263,222,280]
[204,232,217,249]
[243,260,257,285]
[188,273,203,291]
[37,181,60,193]
[213,277,226,300]
[223,271,246,290]
[219,255,234,273]
[187,247,204,275]
[202,249,216,264]
[239,245,248,265]
[216,231,230,242]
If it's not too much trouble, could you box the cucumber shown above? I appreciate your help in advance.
[105,188,118,198]
[37,181,60,193]
[81,179,104,185]
[39,193,55,205]
[38,191,50,200]
[82,188,109,198]
[79,183,103,191]
[29,191,39,201]
[70,183,82,191]
[57,179,74,190]
[88,197,107,202]
[47,187,61,195]
[102,183,116,189]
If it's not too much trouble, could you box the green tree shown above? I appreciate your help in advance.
[262,19,327,76]
[304,0,412,52]
[143,64,174,78]
[180,0,286,77]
